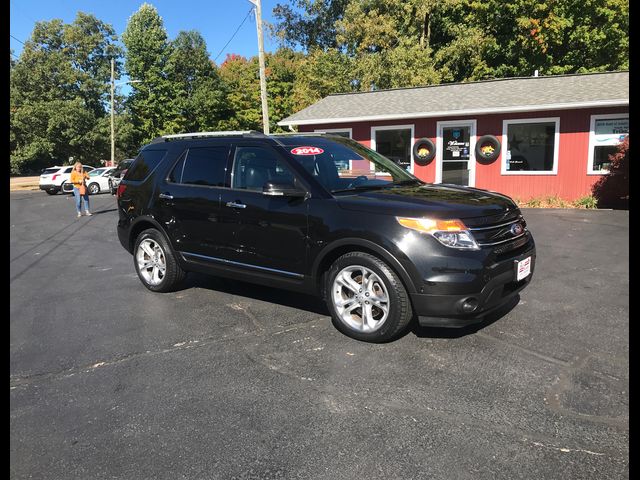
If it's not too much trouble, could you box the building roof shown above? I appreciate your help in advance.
[278,71,629,127]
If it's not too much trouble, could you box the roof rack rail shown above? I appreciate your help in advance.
[268,131,327,136]
[150,130,266,143]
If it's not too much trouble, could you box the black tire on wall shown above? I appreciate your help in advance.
[475,135,501,162]
[412,138,436,166]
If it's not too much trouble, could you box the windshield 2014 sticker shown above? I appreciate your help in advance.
[291,146,324,155]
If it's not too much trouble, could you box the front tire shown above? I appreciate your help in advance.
[133,229,186,292]
[88,182,100,195]
[325,252,413,342]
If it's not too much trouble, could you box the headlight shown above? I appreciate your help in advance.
[396,217,480,250]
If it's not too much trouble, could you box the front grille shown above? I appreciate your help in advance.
[467,213,527,247]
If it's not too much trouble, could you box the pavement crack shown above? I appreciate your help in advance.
[10,316,327,390]
[530,440,605,456]
[475,332,570,367]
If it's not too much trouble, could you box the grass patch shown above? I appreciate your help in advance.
[515,195,598,209]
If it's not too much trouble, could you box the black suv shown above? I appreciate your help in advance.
[117,131,535,342]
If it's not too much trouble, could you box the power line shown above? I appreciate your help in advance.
[213,7,254,62]
[10,34,25,45]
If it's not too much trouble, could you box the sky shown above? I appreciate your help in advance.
[10,0,285,63]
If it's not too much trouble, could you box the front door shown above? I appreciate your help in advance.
[437,121,476,186]
[217,144,309,277]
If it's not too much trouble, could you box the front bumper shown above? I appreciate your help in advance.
[410,244,536,328]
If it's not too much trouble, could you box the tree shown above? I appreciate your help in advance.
[164,30,232,133]
[10,13,122,174]
[271,0,349,51]
[218,54,262,130]
[291,48,354,110]
[122,3,172,144]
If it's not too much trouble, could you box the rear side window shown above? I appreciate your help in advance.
[42,168,59,175]
[64,167,73,173]
[126,149,168,181]
[174,147,229,187]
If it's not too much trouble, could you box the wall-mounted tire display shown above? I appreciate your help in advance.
[475,135,501,162]
[412,138,436,166]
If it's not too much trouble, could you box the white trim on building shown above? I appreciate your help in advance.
[501,117,560,176]
[435,119,477,187]
[586,113,629,175]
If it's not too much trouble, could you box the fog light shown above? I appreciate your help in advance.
[461,298,479,313]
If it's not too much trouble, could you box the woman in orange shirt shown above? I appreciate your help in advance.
[69,162,92,218]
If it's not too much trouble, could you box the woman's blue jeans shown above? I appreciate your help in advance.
[72,187,90,214]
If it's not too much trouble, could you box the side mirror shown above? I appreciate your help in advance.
[262,181,307,198]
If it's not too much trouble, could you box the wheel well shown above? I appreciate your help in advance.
[128,220,160,252]
[315,244,414,296]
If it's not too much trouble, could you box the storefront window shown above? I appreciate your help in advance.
[588,115,628,174]
[502,119,558,174]
[315,129,352,171]
[371,126,413,173]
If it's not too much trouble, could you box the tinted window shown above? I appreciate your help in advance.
[232,146,294,191]
[126,150,168,181]
[181,147,229,187]
[64,167,73,173]
[168,152,187,183]
[42,168,59,174]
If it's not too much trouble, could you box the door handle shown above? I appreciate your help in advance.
[226,201,247,209]
[159,193,174,200]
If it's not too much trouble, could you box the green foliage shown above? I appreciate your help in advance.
[274,0,629,84]
[574,195,598,209]
[218,54,262,131]
[10,13,122,173]
[9,1,628,174]
[592,135,629,209]
[122,3,174,144]
[164,30,232,133]
[271,0,349,51]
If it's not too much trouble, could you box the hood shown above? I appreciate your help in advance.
[335,183,517,220]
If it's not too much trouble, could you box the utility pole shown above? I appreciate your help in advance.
[110,58,115,167]
[249,0,270,134]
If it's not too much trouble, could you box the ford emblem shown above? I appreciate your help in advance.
[511,223,524,236]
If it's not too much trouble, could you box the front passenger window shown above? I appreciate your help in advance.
[232,146,294,191]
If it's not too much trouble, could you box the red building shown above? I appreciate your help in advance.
[278,71,628,201]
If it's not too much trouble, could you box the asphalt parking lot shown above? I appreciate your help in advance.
[10,190,628,479]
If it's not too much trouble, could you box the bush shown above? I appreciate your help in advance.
[574,195,598,209]
[591,136,629,209]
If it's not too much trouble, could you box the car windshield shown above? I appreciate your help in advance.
[89,168,106,176]
[276,136,421,193]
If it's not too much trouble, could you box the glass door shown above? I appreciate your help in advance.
[437,121,476,186]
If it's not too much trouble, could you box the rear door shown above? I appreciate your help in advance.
[155,143,234,259]
[217,143,309,277]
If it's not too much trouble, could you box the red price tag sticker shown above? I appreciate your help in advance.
[291,146,324,156]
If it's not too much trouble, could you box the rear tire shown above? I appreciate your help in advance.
[46,189,58,195]
[133,229,186,292]
[325,252,413,342]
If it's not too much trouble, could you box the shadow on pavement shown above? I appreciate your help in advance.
[182,272,330,316]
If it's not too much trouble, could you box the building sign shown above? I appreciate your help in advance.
[594,118,629,143]
[443,127,470,161]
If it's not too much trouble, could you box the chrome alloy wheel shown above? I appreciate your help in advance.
[136,239,167,286]
[331,265,390,333]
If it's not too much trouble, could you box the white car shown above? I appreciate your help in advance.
[61,167,116,195]
[39,164,95,195]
